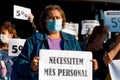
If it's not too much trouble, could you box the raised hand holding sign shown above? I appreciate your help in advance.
[13,5,31,20]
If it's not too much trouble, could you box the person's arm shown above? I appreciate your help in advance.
[29,13,34,23]
[103,34,120,63]
[28,13,37,31]
[16,33,38,77]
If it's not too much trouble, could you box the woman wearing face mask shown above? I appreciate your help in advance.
[0,22,18,51]
[12,4,98,80]
[0,21,18,80]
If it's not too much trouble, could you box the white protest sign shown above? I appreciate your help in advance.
[62,22,79,35]
[108,60,120,80]
[81,20,100,35]
[13,5,31,20]
[39,49,92,80]
[8,38,26,56]
[104,10,120,32]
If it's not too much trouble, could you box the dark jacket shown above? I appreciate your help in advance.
[11,31,81,79]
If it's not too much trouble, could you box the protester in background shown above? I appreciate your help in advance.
[0,21,18,80]
[12,4,98,80]
[102,32,120,80]
[0,21,18,51]
[86,25,109,80]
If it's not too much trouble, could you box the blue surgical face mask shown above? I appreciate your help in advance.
[47,19,62,32]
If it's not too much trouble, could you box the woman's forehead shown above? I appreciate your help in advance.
[48,9,61,15]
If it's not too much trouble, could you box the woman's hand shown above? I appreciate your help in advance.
[91,59,98,71]
[31,56,40,71]
[103,51,113,64]
[28,13,34,23]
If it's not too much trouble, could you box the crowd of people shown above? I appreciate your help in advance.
[0,4,119,80]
